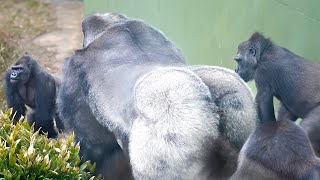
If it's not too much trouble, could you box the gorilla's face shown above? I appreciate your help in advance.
[82,13,127,47]
[10,56,32,84]
[234,41,258,82]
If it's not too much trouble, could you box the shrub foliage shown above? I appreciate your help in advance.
[0,109,96,179]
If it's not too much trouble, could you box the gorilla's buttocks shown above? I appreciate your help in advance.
[58,13,256,179]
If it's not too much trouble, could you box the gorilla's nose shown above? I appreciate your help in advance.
[11,72,18,78]
[234,54,242,62]
[235,67,239,73]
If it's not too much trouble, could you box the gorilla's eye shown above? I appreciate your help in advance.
[12,67,22,71]
[249,47,256,56]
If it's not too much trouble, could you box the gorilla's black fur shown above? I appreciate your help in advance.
[4,53,63,138]
[58,54,133,179]
[231,120,320,180]
[234,32,320,155]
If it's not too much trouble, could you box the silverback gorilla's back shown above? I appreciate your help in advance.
[58,13,256,179]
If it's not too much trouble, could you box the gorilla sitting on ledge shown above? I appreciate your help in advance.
[58,13,256,179]
[4,53,64,138]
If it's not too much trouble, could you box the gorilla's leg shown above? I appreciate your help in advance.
[300,106,320,156]
[130,68,219,180]
[277,103,297,121]
[69,109,132,179]
[54,77,64,133]
[11,105,26,124]
[54,112,64,133]
[76,132,133,180]
[202,136,239,179]
[28,111,58,138]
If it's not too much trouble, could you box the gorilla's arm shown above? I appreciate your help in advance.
[4,71,26,123]
[53,77,64,133]
[54,113,64,133]
[255,83,276,123]
[277,103,297,121]
[58,58,132,178]
[30,72,57,138]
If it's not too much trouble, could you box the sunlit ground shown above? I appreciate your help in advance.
[0,0,54,110]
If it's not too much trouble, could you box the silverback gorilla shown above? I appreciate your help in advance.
[234,32,320,156]
[4,53,64,138]
[230,120,320,180]
[58,13,256,179]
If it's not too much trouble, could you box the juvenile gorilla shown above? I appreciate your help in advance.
[234,32,320,155]
[58,13,256,179]
[230,120,320,180]
[4,53,63,138]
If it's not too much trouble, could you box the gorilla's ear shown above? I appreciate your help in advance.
[82,13,127,48]
[27,63,32,70]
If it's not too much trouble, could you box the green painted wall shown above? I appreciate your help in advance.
[83,0,320,70]
[83,0,320,114]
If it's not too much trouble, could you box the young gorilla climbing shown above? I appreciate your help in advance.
[4,53,64,138]
[58,13,256,179]
[230,120,320,180]
[234,32,320,155]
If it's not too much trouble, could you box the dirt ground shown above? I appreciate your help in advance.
[0,0,83,109]
[32,1,83,78]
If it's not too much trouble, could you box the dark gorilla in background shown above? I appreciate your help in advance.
[230,120,320,180]
[58,13,256,179]
[234,32,320,156]
[4,53,64,138]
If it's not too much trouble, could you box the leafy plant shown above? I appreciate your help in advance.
[0,109,97,180]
